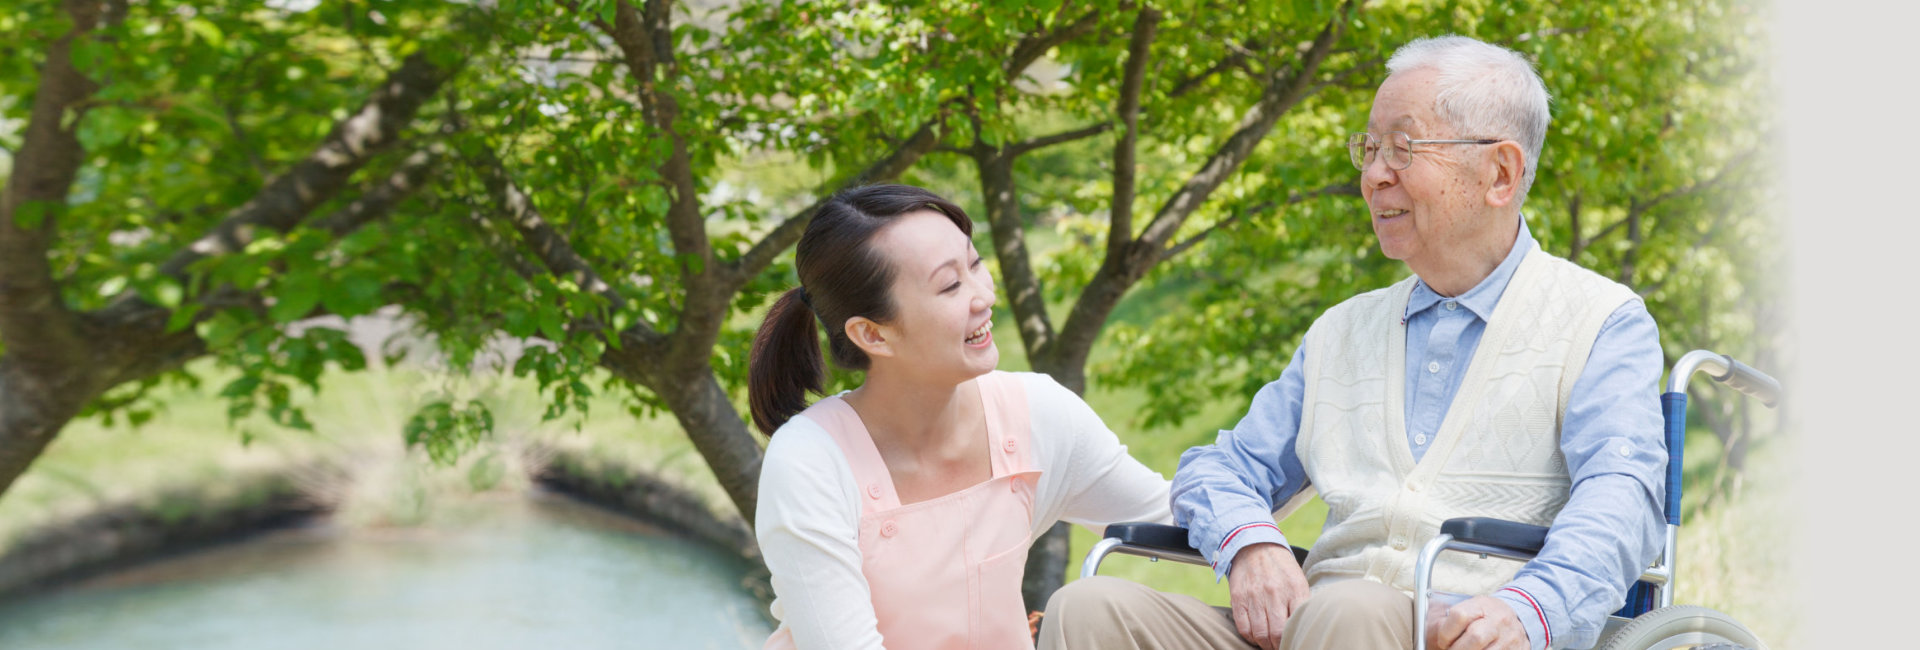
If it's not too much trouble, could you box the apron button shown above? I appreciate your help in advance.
[880,521,898,538]
[867,483,883,499]
[1003,439,1018,452]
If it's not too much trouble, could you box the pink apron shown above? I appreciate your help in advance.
[764,372,1041,650]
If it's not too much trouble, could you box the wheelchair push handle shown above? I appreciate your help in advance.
[1668,350,1781,407]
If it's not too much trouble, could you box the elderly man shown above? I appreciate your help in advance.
[1039,35,1666,650]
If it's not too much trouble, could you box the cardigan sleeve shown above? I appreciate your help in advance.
[1020,373,1173,536]
[755,419,887,650]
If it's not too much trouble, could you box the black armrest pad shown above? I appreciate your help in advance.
[1102,522,1310,566]
[1105,523,1195,552]
[1439,517,1548,555]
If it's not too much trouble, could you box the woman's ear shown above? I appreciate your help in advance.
[844,316,895,360]
[1485,141,1527,208]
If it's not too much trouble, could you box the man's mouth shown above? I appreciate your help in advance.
[965,321,992,346]
[1375,209,1409,219]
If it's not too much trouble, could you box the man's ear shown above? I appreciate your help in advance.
[1485,141,1527,208]
[844,316,895,360]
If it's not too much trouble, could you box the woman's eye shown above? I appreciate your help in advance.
[969,257,983,269]
[943,282,962,294]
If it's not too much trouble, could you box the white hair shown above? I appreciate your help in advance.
[1385,35,1551,206]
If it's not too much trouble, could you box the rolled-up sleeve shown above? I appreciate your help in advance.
[1496,301,1668,650]
[1171,345,1312,580]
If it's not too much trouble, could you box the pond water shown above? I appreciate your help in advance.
[0,493,772,649]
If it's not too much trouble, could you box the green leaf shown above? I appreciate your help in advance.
[321,273,383,318]
[271,269,323,323]
[165,302,204,333]
[537,304,565,342]
[186,18,224,48]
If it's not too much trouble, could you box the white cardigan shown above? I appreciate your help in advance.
[755,371,1174,649]
[1295,251,1634,596]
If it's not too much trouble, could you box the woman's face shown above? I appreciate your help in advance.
[861,209,998,383]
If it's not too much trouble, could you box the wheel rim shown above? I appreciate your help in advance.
[1637,633,1754,650]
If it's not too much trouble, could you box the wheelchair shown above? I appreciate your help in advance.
[1081,349,1781,650]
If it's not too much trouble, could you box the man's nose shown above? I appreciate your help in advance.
[1361,151,1398,189]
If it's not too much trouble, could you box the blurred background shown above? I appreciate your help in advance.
[0,0,1791,648]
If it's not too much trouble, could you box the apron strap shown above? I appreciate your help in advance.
[809,397,901,514]
[977,372,1036,476]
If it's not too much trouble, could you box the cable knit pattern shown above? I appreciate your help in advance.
[1294,250,1634,596]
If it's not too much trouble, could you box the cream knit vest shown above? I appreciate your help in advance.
[1294,249,1636,596]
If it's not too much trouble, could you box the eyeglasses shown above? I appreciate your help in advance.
[1346,132,1502,171]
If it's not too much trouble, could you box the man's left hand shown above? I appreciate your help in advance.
[1425,595,1529,650]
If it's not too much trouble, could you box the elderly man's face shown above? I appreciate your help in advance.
[1360,67,1498,272]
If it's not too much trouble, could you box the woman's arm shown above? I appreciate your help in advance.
[756,424,887,650]
[1021,373,1174,533]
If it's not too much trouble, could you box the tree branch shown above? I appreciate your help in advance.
[91,146,444,344]
[1043,0,1357,380]
[1577,148,1759,261]
[598,1,708,288]
[1131,3,1351,258]
[1167,37,1264,99]
[975,147,1055,363]
[1006,121,1112,157]
[0,0,122,371]
[470,147,639,322]
[731,119,945,283]
[308,147,441,239]
[1162,183,1360,260]
[1005,8,1102,80]
[1308,54,1385,95]
[153,52,455,281]
[1107,7,1160,267]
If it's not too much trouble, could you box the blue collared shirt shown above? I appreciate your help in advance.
[1171,218,1667,650]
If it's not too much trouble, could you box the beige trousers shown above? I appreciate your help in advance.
[1038,576,1414,650]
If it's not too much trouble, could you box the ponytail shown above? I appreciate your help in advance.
[749,184,976,435]
[749,287,827,436]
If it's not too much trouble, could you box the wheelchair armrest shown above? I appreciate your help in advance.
[1101,523,1311,567]
[1104,522,1195,553]
[1438,517,1548,556]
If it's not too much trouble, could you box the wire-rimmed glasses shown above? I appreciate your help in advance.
[1347,132,1502,171]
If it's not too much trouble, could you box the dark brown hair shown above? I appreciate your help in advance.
[747,184,973,436]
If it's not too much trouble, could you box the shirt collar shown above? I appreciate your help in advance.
[1405,216,1537,322]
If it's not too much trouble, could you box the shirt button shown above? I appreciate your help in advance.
[1445,301,1458,311]
[866,483,883,500]
[1427,361,1440,373]
[1618,444,1632,458]
[1003,439,1018,453]
[1393,540,1407,550]
[880,520,898,538]
[1414,433,1429,445]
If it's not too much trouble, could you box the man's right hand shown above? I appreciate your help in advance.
[1227,542,1311,650]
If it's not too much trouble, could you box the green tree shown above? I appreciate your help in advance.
[892,0,1778,601]
[0,0,1778,614]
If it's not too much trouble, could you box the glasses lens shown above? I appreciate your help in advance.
[1387,132,1413,170]
[1347,133,1371,170]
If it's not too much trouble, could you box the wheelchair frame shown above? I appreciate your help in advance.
[1078,349,1781,650]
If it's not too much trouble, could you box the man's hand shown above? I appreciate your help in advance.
[1425,595,1529,650]
[1226,543,1310,650]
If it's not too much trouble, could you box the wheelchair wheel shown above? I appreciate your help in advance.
[1600,605,1766,650]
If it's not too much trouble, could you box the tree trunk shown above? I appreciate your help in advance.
[651,365,765,521]
[0,367,95,496]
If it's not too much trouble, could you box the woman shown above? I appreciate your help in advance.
[750,184,1172,650]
